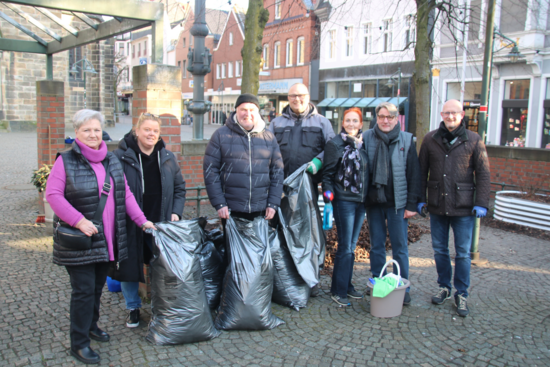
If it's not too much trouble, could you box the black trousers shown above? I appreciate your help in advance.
[65,262,110,350]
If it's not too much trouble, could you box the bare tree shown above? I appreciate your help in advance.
[113,52,128,123]
[241,0,270,94]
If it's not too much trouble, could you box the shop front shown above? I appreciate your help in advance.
[258,78,302,121]
[500,79,530,147]
[445,81,482,133]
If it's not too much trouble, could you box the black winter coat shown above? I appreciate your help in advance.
[113,134,186,282]
[321,135,369,203]
[203,112,284,213]
[419,126,491,217]
[52,143,128,267]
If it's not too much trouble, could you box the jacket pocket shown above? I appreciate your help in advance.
[455,182,475,209]
[302,126,324,148]
[273,128,290,145]
[427,180,439,207]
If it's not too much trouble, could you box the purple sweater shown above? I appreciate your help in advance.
[46,139,148,261]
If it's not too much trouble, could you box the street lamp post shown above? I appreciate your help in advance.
[69,57,97,109]
[472,0,523,265]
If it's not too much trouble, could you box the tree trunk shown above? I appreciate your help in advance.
[413,0,435,149]
[241,0,269,95]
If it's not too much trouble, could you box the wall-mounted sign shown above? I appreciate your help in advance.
[258,78,302,94]
[139,57,147,65]
[189,80,194,88]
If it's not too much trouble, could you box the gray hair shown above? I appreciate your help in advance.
[375,102,398,116]
[73,109,105,130]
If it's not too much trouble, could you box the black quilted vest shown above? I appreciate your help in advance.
[52,143,128,266]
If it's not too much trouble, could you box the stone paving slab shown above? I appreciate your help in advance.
[1,132,550,366]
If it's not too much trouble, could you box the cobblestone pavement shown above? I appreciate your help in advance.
[1,131,550,366]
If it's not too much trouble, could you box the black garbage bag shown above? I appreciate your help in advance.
[214,216,284,330]
[206,228,226,260]
[270,226,310,311]
[198,238,225,310]
[278,164,326,288]
[146,218,221,345]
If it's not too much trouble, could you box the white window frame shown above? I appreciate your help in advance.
[216,64,220,79]
[286,39,293,66]
[275,0,282,19]
[263,44,269,69]
[344,26,353,57]
[228,61,233,78]
[382,19,392,52]
[404,14,416,47]
[229,32,233,46]
[235,60,241,77]
[221,63,226,78]
[328,29,336,59]
[297,37,305,65]
[362,23,372,55]
[274,42,281,68]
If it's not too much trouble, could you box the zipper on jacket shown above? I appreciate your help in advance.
[248,133,252,213]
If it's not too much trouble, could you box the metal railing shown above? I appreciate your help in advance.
[186,186,209,217]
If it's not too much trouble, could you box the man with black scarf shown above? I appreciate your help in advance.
[363,102,421,306]
[418,99,490,317]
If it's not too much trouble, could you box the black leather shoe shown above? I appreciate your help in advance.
[70,346,100,364]
[89,328,110,342]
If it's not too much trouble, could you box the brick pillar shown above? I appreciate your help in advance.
[160,114,182,163]
[132,64,181,123]
[36,80,65,168]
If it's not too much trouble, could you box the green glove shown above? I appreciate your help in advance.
[306,157,322,175]
[372,277,399,298]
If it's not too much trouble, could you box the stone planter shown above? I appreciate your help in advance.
[43,197,54,223]
[494,191,550,231]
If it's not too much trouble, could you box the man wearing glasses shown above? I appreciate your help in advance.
[418,99,490,317]
[363,101,421,306]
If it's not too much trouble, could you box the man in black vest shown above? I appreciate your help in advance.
[418,99,490,317]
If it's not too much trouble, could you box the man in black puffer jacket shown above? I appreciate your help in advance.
[204,93,284,222]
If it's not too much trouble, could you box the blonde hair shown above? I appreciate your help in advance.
[133,113,162,136]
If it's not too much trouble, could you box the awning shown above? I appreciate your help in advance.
[328,98,349,107]
[316,98,335,107]
[387,97,408,106]
[353,97,377,108]
[368,97,389,108]
[340,98,361,107]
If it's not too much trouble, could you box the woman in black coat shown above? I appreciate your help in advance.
[321,107,369,307]
[113,113,186,328]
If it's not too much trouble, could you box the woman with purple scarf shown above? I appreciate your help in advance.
[46,109,155,365]
[321,107,369,306]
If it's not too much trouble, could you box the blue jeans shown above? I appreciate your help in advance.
[331,200,366,298]
[366,206,410,291]
[120,281,142,310]
[430,213,475,297]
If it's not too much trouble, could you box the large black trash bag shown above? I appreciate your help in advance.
[214,216,284,330]
[270,226,310,311]
[146,218,221,345]
[278,164,326,288]
[198,238,225,310]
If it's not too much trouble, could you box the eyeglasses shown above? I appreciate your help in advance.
[377,115,396,121]
[441,111,462,116]
[141,112,160,118]
[288,94,308,100]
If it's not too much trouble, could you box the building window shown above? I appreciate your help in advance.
[235,60,241,77]
[345,26,353,57]
[132,45,135,58]
[275,0,282,19]
[190,35,193,46]
[501,79,530,147]
[138,43,141,57]
[363,23,371,55]
[286,39,293,66]
[182,60,187,78]
[404,14,416,47]
[216,64,220,79]
[221,63,226,78]
[144,40,147,56]
[263,44,269,69]
[229,32,233,46]
[382,19,392,52]
[274,42,281,68]
[118,43,125,56]
[183,37,186,48]
[328,30,336,59]
[297,37,305,65]
[228,61,233,78]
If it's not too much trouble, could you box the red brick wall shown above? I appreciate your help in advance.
[180,154,208,206]
[36,81,65,167]
[489,157,550,191]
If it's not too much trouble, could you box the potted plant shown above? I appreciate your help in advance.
[31,164,54,223]
[494,188,550,231]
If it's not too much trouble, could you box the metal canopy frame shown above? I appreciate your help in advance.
[0,0,165,79]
